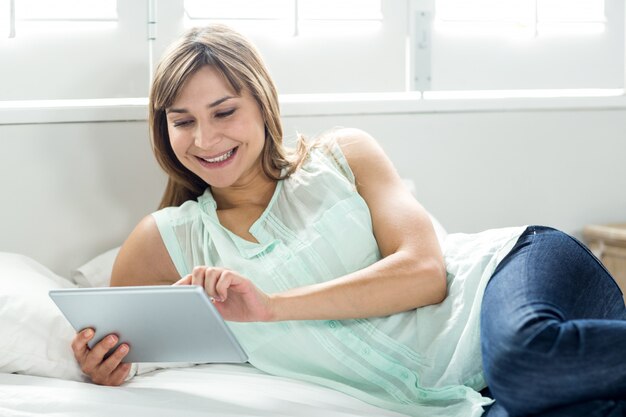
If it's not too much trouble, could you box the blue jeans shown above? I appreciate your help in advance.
[480,226,626,417]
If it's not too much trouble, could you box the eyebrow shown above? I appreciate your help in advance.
[166,95,235,114]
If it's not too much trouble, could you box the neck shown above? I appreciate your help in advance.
[211,170,279,210]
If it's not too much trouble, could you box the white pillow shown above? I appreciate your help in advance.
[0,253,85,381]
[70,247,120,288]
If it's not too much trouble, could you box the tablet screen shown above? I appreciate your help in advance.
[49,285,248,364]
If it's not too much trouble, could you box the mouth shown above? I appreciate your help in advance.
[196,146,238,167]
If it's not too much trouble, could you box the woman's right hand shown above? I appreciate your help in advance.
[71,328,132,386]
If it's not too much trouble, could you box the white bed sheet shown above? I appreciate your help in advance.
[0,363,407,417]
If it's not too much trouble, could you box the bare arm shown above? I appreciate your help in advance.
[110,215,180,287]
[269,128,447,321]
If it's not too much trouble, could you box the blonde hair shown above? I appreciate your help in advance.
[149,25,309,208]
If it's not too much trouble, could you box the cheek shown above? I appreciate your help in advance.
[167,130,189,163]
[167,129,182,156]
[239,113,266,149]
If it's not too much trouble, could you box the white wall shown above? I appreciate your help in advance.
[283,107,626,235]
[0,121,166,276]
[2,103,625,276]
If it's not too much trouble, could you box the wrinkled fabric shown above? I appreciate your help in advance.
[153,142,525,417]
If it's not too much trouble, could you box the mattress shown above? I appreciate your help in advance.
[0,363,406,417]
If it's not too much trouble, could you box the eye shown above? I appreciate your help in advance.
[172,120,193,128]
[215,108,236,119]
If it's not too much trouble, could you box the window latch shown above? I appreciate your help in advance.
[9,0,15,38]
[148,0,157,40]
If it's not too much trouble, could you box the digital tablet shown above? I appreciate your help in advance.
[49,285,248,364]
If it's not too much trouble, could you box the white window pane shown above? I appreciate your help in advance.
[1,1,147,101]
[538,0,605,22]
[436,0,533,23]
[298,0,382,21]
[16,0,117,21]
[184,0,291,20]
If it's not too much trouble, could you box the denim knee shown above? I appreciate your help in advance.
[482,316,566,415]
[482,227,626,416]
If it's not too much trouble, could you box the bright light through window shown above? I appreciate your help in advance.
[538,0,604,22]
[16,0,117,21]
[184,0,290,21]
[437,0,532,24]
[5,0,118,36]
[184,0,382,35]
[298,0,382,21]
[435,0,606,36]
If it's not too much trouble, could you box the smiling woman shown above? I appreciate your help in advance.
[149,25,310,208]
[165,66,268,190]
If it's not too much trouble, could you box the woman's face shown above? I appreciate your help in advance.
[165,65,266,189]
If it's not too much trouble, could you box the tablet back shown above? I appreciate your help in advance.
[50,285,248,364]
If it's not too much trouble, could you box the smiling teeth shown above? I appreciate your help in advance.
[202,148,234,163]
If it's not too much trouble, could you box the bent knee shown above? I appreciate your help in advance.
[482,319,576,414]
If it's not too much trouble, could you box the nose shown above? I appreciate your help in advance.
[194,120,221,149]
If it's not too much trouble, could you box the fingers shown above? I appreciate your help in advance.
[191,266,224,301]
[71,328,94,363]
[108,362,133,386]
[214,270,236,302]
[72,330,131,386]
[203,268,225,301]
[173,274,192,286]
[191,266,207,287]
[95,344,131,386]
[190,266,243,302]
[80,334,118,375]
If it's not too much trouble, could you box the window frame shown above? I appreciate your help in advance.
[0,0,625,126]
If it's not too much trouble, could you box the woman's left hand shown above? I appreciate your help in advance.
[174,266,275,322]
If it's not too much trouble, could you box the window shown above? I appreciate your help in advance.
[183,0,382,35]
[408,0,621,93]
[2,0,621,104]
[538,0,605,34]
[435,0,605,37]
[16,0,116,21]
[0,1,146,101]
[3,0,117,38]
[1,0,400,101]
[175,0,396,94]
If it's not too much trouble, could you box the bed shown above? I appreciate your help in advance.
[0,251,411,417]
[0,203,450,417]
[0,366,409,417]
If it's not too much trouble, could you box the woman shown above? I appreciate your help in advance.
[71,25,626,417]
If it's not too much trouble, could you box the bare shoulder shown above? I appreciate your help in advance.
[330,128,441,260]
[110,215,179,287]
[331,127,381,159]
[331,127,400,190]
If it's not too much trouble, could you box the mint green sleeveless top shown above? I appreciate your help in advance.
[152,142,526,417]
